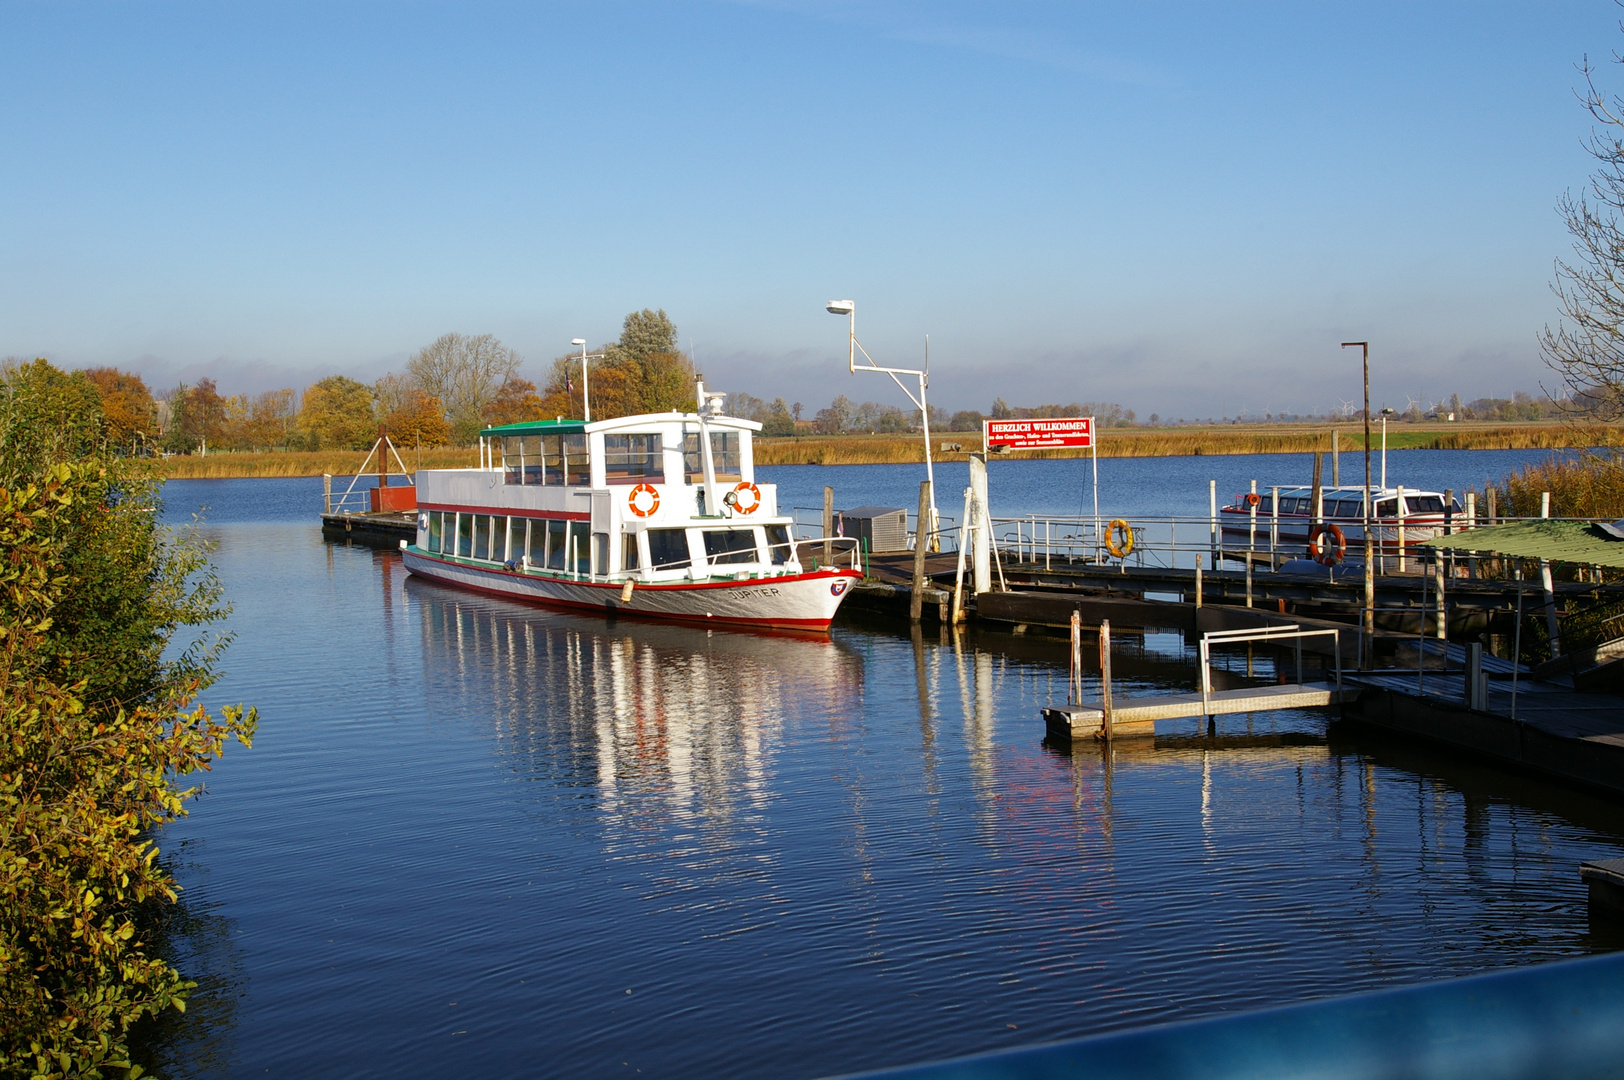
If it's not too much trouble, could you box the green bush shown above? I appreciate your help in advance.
[0,361,255,1078]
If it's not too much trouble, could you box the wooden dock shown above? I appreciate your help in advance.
[1044,681,1360,740]
[320,510,416,546]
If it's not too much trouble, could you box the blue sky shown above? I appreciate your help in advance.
[1,1,1618,417]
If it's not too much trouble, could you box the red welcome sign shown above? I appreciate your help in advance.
[983,417,1094,451]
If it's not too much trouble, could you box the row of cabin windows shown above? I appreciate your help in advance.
[425,510,590,572]
[425,511,794,573]
[1249,494,1460,518]
[499,431,743,486]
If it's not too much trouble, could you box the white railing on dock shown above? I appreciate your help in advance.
[1198,626,1343,718]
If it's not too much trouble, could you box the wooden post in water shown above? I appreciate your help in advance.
[1332,430,1340,486]
[377,425,389,493]
[1435,551,1447,640]
[1070,610,1082,705]
[1541,491,1561,657]
[1309,452,1323,530]
[1098,619,1114,740]
[1195,554,1203,609]
[910,480,931,623]
[1246,479,1257,608]
[323,473,332,515]
[823,486,834,562]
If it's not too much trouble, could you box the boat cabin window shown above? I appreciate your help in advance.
[647,529,692,570]
[684,431,742,483]
[456,513,474,557]
[603,434,664,484]
[766,524,792,565]
[703,528,758,565]
[546,520,568,570]
[569,521,591,574]
[1329,497,1363,519]
[1279,497,1306,515]
[1405,495,1446,514]
[1256,495,1273,513]
[428,511,443,552]
[1374,498,1396,517]
[526,520,545,566]
[473,515,491,560]
[623,533,641,572]
[528,434,590,487]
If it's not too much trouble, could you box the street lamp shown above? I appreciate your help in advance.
[1341,341,1374,664]
[571,338,591,422]
[826,299,939,546]
[1378,407,1394,489]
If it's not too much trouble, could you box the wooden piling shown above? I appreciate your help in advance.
[911,480,931,623]
[1098,619,1114,740]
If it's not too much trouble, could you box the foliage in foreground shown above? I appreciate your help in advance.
[0,360,255,1079]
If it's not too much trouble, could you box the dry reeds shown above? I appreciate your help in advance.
[159,448,478,478]
[753,422,1611,466]
[1494,451,1624,519]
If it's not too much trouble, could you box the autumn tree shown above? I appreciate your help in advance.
[376,374,451,447]
[242,388,298,449]
[0,359,255,1075]
[482,376,546,427]
[296,376,376,450]
[406,333,522,444]
[80,367,156,448]
[538,309,696,420]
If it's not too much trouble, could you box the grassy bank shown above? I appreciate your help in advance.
[154,421,1615,477]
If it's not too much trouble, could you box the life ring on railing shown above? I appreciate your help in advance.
[628,483,660,518]
[1309,522,1346,565]
[1106,519,1135,559]
[732,481,762,514]
[1245,492,1261,509]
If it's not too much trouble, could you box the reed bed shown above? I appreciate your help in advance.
[752,422,1612,466]
[160,447,477,478]
[1494,451,1624,519]
[156,422,1610,476]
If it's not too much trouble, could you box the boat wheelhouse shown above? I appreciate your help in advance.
[1219,485,1466,567]
[401,389,862,630]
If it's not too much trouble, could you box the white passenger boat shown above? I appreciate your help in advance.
[1218,485,1466,566]
[401,387,863,630]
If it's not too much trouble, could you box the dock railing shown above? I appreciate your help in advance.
[1199,625,1343,717]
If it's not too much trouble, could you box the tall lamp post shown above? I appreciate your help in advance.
[1342,341,1374,664]
[571,338,592,422]
[826,299,939,545]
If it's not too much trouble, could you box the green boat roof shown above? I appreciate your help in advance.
[480,419,589,439]
[1422,519,1624,569]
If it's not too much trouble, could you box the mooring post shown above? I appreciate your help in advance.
[323,473,333,515]
[1435,552,1447,640]
[1209,480,1219,569]
[1098,619,1114,740]
[1465,490,1478,579]
[1246,479,1257,608]
[1195,554,1203,609]
[1541,491,1561,657]
[1070,610,1082,705]
[823,486,834,562]
[911,480,931,623]
[1332,429,1340,486]
[1396,485,1407,574]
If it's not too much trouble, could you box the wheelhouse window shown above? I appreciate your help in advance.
[623,532,641,572]
[647,529,691,570]
[501,436,547,485]
[703,528,758,565]
[603,434,664,484]
[684,430,742,483]
[766,524,792,565]
[562,435,589,486]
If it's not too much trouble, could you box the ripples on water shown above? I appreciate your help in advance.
[146,470,1624,1077]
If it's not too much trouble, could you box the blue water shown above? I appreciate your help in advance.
[145,455,1624,1078]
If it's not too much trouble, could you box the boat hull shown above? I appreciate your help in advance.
[401,548,862,630]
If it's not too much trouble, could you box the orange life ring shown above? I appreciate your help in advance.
[1105,519,1134,558]
[1308,523,1346,566]
[732,481,762,514]
[1245,492,1261,509]
[628,483,660,518]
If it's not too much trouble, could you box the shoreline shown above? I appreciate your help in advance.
[157,421,1613,479]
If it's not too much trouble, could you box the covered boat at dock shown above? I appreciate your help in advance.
[1219,484,1465,566]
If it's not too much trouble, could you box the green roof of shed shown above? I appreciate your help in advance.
[479,419,589,439]
[1421,520,1624,568]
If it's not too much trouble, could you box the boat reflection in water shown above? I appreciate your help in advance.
[407,575,865,821]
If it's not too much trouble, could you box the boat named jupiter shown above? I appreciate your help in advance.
[401,384,863,630]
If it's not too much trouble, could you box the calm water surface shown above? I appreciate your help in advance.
[151,455,1624,1078]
